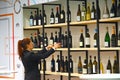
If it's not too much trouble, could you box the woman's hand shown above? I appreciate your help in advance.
[53,43,61,49]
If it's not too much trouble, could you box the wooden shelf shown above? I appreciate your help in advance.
[32,47,120,51]
[24,17,120,30]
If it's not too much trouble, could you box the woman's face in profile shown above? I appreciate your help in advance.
[27,41,34,50]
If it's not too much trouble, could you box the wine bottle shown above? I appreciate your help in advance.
[78,56,82,74]
[76,4,81,22]
[51,55,55,72]
[54,31,58,44]
[111,26,116,47]
[117,0,120,17]
[60,56,64,72]
[96,3,101,19]
[88,56,93,74]
[43,10,47,25]
[106,57,112,73]
[38,10,42,25]
[113,55,119,73]
[86,3,91,20]
[58,32,61,43]
[44,33,48,47]
[81,2,86,21]
[60,6,65,23]
[33,11,38,26]
[118,31,120,47]
[70,55,73,73]
[100,59,104,74]
[91,2,96,20]
[29,12,34,26]
[61,33,64,48]
[69,31,72,48]
[82,58,87,74]
[30,33,34,42]
[94,28,97,47]
[55,6,60,24]
[79,29,84,48]
[104,27,110,47]
[64,31,68,48]
[33,33,38,48]
[64,56,68,72]
[66,5,71,22]
[40,33,44,48]
[93,56,98,74]
[37,30,42,48]
[103,0,110,18]
[50,8,55,24]
[49,32,54,45]
[85,28,90,47]
[110,0,116,18]
[56,55,60,72]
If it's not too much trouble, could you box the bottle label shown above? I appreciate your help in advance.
[93,64,96,73]
[49,40,53,45]
[83,68,87,74]
[76,16,80,21]
[91,12,94,19]
[78,68,82,74]
[110,13,115,17]
[94,40,97,46]
[103,14,109,18]
[50,18,54,23]
[104,42,108,47]
[38,19,41,25]
[81,12,85,16]
[56,63,58,71]
[61,14,63,19]
[85,38,90,45]
[106,70,110,74]
[79,42,83,46]
[38,63,40,70]
[118,40,120,46]
[70,62,72,68]
[34,20,36,25]
[29,19,33,26]
[44,17,46,23]
[55,17,58,23]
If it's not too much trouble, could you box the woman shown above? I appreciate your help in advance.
[18,38,60,80]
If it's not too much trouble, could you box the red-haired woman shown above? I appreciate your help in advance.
[18,38,60,80]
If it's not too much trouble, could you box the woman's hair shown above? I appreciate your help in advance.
[18,38,31,59]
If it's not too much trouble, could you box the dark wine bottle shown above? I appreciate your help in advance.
[82,58,87,74]
[110,0,116,18]
[118,31,120,47]
[69,31,72,48]
[85,28,90,47]
[61,33,64,48]
[64,56,68,72]
[49,32,54,45]
[60,56,64,72]
[64,31,68,48]
[111,26,116,47]
[104,27,110,47]
[38,10,42,25]
[29,12,34,26]
[43,10,47,25]
[44,33,48,47]
[60,6,65,23]
[70,55,73,73]
[94,28,97,47]
[33,33,38,48]
[79,29,84,48]
[33,11,38,26]
[106,57,112,73]
[88,56,93,74]
[55,6,60,24]
[51,55,55,72]
[78,56,82,74]
[91,2,96,20]
[54,31,58,44]
[66,5,71,22]
[37,30,42,48]
[56,55,60,72]
[76,4,81,22]
[92,56,98,74]
[30,33,34,42]
[50,8,55,24]
[113,55,119,73]
[117,0,120,17]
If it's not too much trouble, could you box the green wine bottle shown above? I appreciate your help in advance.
[104,27,110,47]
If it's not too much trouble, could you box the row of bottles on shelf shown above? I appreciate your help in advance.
[30,26,120,48]
[39,55,119,74]
[29,0,120,26]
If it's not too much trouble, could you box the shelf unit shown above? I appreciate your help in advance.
[23,0,120,80]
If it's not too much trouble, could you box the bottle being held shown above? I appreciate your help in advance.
[50,8,55,24]
[51,55,55,72]
[104,27,110,47]
[81,2,86,21]
[103,0,110,18]
[106,57,112,74]
[110,0,116,18]
[111,26,116,47]
[78,56,82,74]
[60,6,65,23]
[86,3,91,20]
[85,28,90,48]
[76,4,81,22]
[29,12,34,26]
[79,29,84,48]
[91,2,96,20]
[55,6,60,24]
